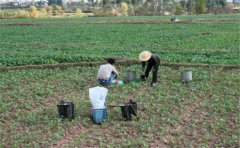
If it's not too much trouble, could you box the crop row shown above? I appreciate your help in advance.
[0,14,239,66]
[0,65,239,147]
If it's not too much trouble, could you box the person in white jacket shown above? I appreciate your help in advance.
[97,58,119,85]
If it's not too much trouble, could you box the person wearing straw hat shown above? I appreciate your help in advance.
[139,51,160,87]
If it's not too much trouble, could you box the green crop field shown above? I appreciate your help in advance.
[0,14,239,66]
[0,14,240,147]
[0,65,239,147]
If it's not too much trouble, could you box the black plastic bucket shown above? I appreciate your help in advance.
[121,100,137,120]
[121,103,130,119]
[57,101,74,119]
[129,101,137,116]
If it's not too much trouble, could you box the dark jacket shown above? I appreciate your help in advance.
[142,54,160,83]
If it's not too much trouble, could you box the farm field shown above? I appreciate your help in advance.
[0,14,240,66]
[0,13,240,147]
[0,65,239,147]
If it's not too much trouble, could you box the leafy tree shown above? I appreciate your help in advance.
[48,0,62,6]
[118,2,128,16]
[55,5,64,14]
[116,0,124,5]
[128,4,135,15]
[29,5,37,12]
[180,0,187,11]
[29,5,40,18]
[174,3,183,15]
[195,0,206,14]
[165,3,174,14]
[45,6,53,14]
[206,0,214,9]
[219,0,226,7]
[134,2,152,15]
[132,0,141,5]
[76,8,85,17]
[187,0,195,12]
[102,0,112,6]
[48,0,54,5]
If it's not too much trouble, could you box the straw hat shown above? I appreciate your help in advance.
[139,51,152,61]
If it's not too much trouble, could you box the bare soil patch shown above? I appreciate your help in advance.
[0,19,238,27]
[0,19,229,26]
[0,23,38,26]
[0,60,239,72]
[201,32,212,35]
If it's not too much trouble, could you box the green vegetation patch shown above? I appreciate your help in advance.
[0,65,239,147]
[0,14,239,66]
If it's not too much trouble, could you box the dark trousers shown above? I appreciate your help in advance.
[145,63,159,83]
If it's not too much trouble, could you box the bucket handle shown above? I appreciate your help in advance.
[129,102,137,116]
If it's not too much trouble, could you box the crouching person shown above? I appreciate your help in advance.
[97,58,122,85]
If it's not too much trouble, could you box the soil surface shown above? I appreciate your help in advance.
[0,60,239,72]
[0,19,238,26]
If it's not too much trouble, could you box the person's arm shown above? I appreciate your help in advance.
[111,66,119,78]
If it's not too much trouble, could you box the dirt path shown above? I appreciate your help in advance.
[0,19,238,26]
[0,60,239,72]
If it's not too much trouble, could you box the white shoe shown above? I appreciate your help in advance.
[150,82,156,87]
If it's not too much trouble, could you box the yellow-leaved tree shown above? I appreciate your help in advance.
[76,8,85,17]
[29,5,40,18]
[45,6,53,15]
[118,2,128,16]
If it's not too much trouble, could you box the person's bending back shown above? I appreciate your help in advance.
[97,58,119,85]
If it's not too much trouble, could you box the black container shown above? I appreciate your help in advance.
[57,101,74,119]
[129,100,137,116]
[121,103,130,119]
[121,100,137,120]
[140,75,145,81]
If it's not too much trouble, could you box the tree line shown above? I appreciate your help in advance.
[47,0,236,15]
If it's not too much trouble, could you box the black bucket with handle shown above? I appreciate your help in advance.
[57,100,74,119]
[121,100,137,120]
